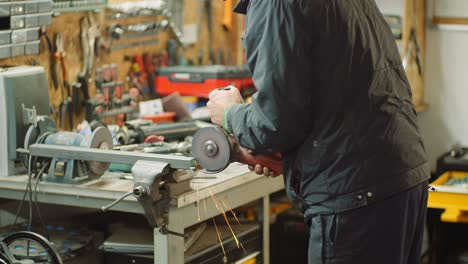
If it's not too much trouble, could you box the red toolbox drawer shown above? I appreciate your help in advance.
[155,65,253,98]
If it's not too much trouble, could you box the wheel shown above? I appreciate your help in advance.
[0,231,62,264]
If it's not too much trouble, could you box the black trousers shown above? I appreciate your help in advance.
[308,182,428,264]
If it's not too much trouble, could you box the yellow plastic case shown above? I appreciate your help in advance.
[428,171,468,223]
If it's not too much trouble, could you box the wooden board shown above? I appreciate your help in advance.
[433,17,468,26]
[402,0,426,111]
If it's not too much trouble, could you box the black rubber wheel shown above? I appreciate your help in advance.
[1,231,62,264]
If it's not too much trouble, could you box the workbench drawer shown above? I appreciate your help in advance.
[0,44,10,59]
[0,30,10,45]
[428,171,468,223]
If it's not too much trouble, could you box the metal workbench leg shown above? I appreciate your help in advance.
[154,228,169,264]
[262,195,270,264]
[154,209,185,264]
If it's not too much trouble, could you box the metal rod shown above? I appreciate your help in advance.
[101,191,134,212]
[28,144,196,170]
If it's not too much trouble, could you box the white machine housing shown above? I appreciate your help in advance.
[0,66,50,176]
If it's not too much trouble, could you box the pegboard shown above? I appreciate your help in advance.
[0,0,245,130]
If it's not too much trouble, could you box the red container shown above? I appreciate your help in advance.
[143,112,176,123]
[155,65,254,98]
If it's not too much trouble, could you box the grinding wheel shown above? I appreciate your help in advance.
[192,127,233,173]
[81,127,114,176]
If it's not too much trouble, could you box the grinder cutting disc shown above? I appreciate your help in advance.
[84,127,114,176]
[192,126,232,173]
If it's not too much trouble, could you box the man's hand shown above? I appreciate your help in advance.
[248,164,281,177]
[207,86,243,126]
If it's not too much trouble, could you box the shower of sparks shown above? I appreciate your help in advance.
[209,188,240,248]
[196,185,200,221]
[203,198,207,219]
[220,198,241,226]
[240,242,247,254]
[213,217,226,257]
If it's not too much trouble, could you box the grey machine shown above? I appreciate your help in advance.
[0,66,50,177]
[21,105,115,184]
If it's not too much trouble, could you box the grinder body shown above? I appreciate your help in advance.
[192,126,283,174]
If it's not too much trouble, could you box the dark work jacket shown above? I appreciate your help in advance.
[227,0,430,219]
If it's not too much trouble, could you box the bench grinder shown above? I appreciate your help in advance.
[23,107,113,184]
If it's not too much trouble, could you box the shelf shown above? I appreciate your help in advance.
[53,5,105,15]
[52,0,107,15]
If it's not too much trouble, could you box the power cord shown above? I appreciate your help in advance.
[9,158,33,234]
[33,160,51,239]
[28,155,33,232]
[10,131,54,235]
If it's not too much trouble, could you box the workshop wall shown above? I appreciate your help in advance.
[0,1,244,130]
[376,0,468,172]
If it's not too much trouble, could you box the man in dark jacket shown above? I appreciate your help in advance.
[207,0,430,263]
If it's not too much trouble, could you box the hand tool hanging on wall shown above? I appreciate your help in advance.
[199,0,215,65]
[222,0,233,31]
[108,39,159,51]
[78,14,99,116]
[107,0,165,16]
[197,48,203,65]
[81,14,99,77]
[55,33,74,130]
[40,26,59,90]
[81,16,91,74]
[72,82,83,114]
[217,48,225,65]
[143,52,157,97]
[107,20,169,48]
[167,38,179,66]
[206,0,215,64]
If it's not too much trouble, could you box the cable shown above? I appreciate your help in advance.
[8,180,30,234]
[9,155,34,234]
[28,155,33,232]
[33,161,51,239]
[10,130,52,234]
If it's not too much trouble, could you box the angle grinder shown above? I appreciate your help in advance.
[192,126,283,174]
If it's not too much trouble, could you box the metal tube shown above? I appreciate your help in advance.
[28,144,196,170]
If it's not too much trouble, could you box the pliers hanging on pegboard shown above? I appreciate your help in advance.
[198,0,215,64]
[75,14,99,115]
[55,33,74,130]
[81,14,100,77]
[40,26,59,90]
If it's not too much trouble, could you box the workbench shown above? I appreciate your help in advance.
[0,163,285,264]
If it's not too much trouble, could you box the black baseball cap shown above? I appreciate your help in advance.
[233,0,249,14]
